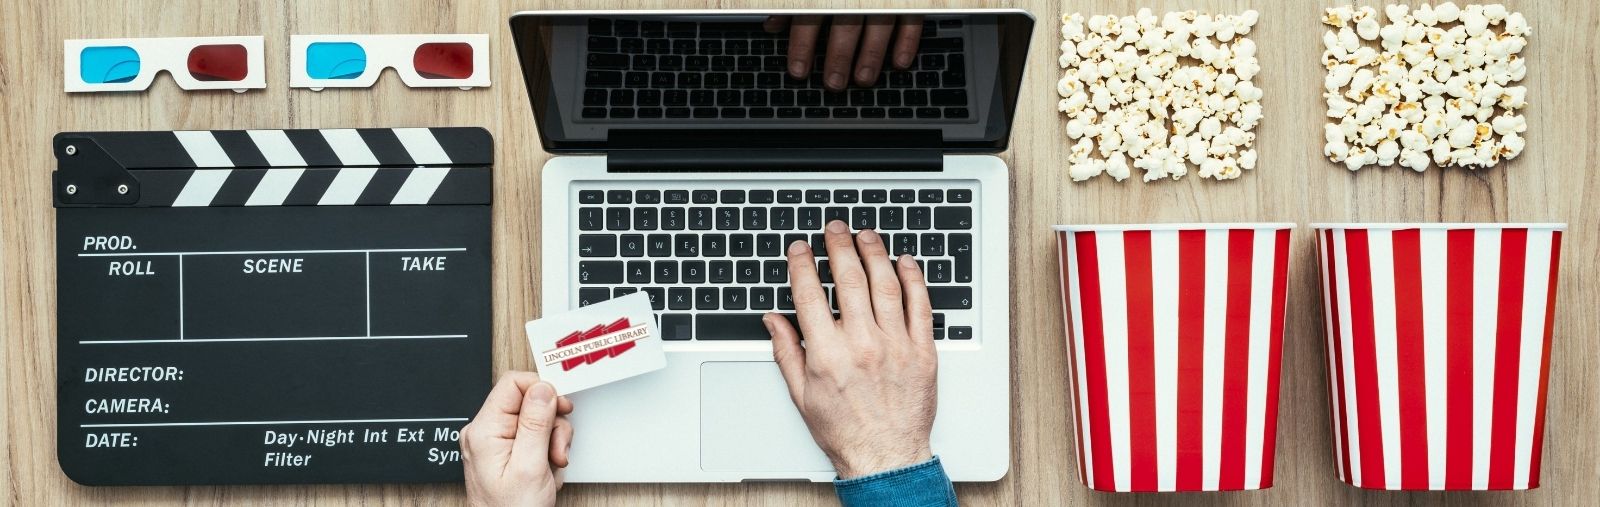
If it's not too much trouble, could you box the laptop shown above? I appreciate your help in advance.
[510,9,1033,482]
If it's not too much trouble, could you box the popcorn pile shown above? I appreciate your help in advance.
[1322,3,1530,171]
[1057,9,1264,182]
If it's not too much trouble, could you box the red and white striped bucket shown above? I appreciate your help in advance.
[1313,223,1566,491]
[1054,223,1294,492]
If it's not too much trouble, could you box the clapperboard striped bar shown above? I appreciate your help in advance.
[53,128,491,207]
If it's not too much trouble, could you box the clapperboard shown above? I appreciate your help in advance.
[52,128,493,485]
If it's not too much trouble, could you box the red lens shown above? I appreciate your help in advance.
[187,44,249,81]
[413,42,474,79]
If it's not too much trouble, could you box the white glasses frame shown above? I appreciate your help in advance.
[289,34,491,90]
[64,36,266,93]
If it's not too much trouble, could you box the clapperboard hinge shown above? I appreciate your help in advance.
[53,128,494,208]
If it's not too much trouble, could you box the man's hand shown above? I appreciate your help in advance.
[764,220,938,479]
[764,15,924,91]
[460,372,576,507]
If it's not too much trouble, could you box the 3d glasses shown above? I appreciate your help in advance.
[290,34,490,90]
[64,36,266,92]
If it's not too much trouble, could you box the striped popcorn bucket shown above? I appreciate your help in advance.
[1054,223,1294,492]
[1314,223,1566,491]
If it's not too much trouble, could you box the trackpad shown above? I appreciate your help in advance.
[700,362,834,473]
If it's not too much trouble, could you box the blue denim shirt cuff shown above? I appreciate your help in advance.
[833,456,957,507]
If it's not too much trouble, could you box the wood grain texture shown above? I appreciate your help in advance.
[3,0,1596,505]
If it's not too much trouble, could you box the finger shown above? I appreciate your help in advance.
[855,229,905,333]
[787,16,824,79]
[896,255,935,343]
[824,220,874,326]
[823,16,864,91]
[785,239,836,336]
[470,372,542,441]
[853,15,896,87]
[763,15,790,34]
[892,15,925,69]
[765,312,808,402]
[549,417,574,469]
[557,395,573,417]
[509,381,559,475]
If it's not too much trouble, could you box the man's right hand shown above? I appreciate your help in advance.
[764,221,939,479]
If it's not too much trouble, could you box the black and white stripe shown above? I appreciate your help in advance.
[58,128,492,207]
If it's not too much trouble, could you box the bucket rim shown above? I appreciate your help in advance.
[1310,222,1568,231]
[1052,222,1297,232]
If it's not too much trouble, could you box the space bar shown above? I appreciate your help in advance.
[695,314,775,340]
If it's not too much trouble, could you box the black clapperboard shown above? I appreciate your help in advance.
[52,128,493,485]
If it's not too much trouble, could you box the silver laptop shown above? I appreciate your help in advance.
[510,9,1033,482]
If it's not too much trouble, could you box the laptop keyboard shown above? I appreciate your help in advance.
[581,18,971,121]
[571,183,978,343]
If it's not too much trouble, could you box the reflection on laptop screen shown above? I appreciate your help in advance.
[511,12,1034,152]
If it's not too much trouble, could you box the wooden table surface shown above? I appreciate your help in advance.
[3,0,1596,505]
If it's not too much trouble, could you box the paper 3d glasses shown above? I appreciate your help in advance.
[64,34,488,93]
[292,34,490,90]
[65,36,266,92]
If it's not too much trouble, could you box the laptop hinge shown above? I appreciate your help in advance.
[604,128,944,172]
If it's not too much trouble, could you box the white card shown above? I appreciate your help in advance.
[524,292,666,394]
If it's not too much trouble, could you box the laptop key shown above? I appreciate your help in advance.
[935,206,972,229]
[662,207,685,230]
[737,260,761,283]
[607,190,633,204]
[918,189,944,203]
[928,287,973,309]
[750,287,775,310]
[581,107,607,118]
[798,208,822,230]
[578,261,624,284]
[664,190,690,204]
[654,260,679,283]
[696,288,719,310]
[695,314,772,340]
[950,233,973,283]
[890,189,916,203]
[880,207,904,230]
[716,287,747,311]
[648,234,672,257]
[689,208,713,230]
[862,107,887,118]
[777,107,803,118]
[805,190,830,203]
[578,288,610,307]
[852,207,876,229]
[777,288,795,310]
[675,234,700,257]
[730,234,754,257]
[620,234,645,257]
[579,190,604,204]
[692,190,717,204]
[587,37,618,53]
[922,233,945,256]
[682,260,706,283]
[744,207,767,230]
[626,261,650,284]
[583,89,608,106]
[606,208,630,230]
[643,287,666,310]
[863,189,888,203]
[892,233,917,255]
[778,189,803,203]
[668,288,693,310]
[703,234,727,257]
[932,89,967,106]
[947,189,973,203]
[764,260,788,283]
[716,207,739,230]
[709,260,733,283]
[757,234,782,257]
[633,208,658,230]
[578,234,616,257]
[927,260,952,283]
[817,260,833,283]
[579,207,604,230]
[824,207,849,225]
[834,189,859,203]
[888,107,914,118]
[770,207,794,230]
[907,206,931,230]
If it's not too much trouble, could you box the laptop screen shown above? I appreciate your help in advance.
[510,10,1034,153]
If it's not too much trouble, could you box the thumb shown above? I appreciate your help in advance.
[765,313,807,403]
[509,381,559,477]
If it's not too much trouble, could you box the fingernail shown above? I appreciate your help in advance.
[530,382,555,405]
[790,61,807,77]
[789,240,809,254]
[826,72,845,90]
[761,314,776,333]
[858,229,879,243]
[827,220,847,233]
[896,54,912,68]
[898,255,916,267]
[855,68,873,84]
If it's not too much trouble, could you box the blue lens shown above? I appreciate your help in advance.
[305,42,368,79]
[79,46,141,84]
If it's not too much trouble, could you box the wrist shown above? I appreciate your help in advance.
[831,445,934,480]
